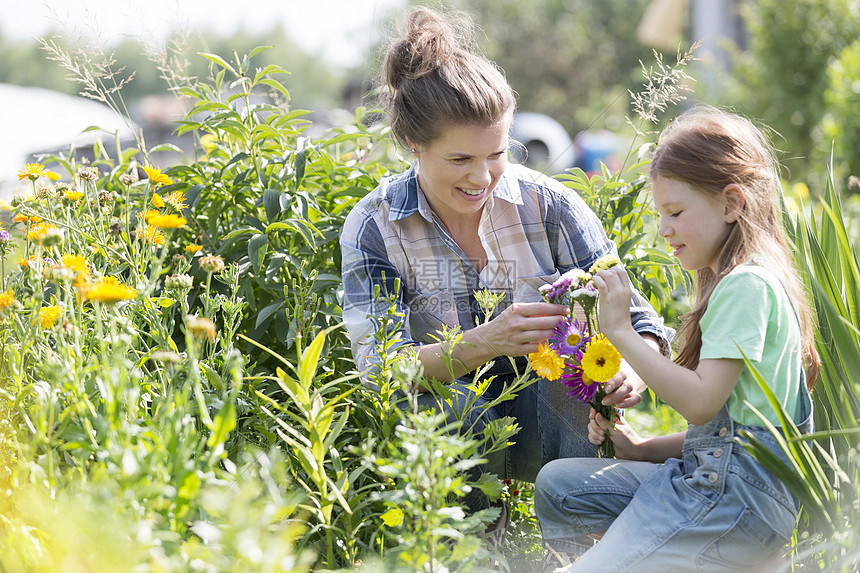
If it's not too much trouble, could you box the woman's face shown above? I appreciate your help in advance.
[411,117,511,228]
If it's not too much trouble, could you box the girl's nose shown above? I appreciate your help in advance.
[658,218,672,238]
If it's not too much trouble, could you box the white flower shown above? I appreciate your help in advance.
[571,287,598,298]
[560,268,592,287]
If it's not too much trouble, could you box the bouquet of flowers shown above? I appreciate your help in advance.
[528,255,623,457]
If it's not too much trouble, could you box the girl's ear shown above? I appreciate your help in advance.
[722,184,746,223]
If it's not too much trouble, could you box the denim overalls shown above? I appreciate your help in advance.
[534,384,813,572]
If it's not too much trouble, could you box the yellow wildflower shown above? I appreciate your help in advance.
[82,277,136,304]
[45,170,61,181]
[0,289,17,313]
[136,209,161,222]
[136,226,166,246]
[588,255,621,275]
[39,305,62,328]
[185,244,203,254]
[151,193,164,208]
[13,214,42,224]
[64,190,84,201]
[201,133,218,154]
[148,214,187,229]
[142,165,172,188]
[580,335,622,383]
[61,253,90,280]
[18,163,48,182]
[528,341,565,381]
[27,223,63,246]
[166,191,188,210]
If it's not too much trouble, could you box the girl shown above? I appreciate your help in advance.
[534,107,818,572]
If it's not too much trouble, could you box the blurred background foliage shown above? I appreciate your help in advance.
[2,0,859,193]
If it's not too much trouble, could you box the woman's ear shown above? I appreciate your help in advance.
[721,184,746,223]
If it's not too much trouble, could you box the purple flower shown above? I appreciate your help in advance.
[559,366,600,404]
[549,317,590,357]
[540,276,573,303]
[0,230,9,243]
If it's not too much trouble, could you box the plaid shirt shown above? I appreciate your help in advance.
[340,162,670,371]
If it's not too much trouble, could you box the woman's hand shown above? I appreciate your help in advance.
[474,301,568,358]
[592,267,637,340]
[587,409,644,461]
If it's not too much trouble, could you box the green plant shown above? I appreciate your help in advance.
[742,171,860,571]
[164,47,404,371]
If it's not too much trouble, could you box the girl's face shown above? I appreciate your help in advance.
[652,175,734,273]
[411,117,511,228]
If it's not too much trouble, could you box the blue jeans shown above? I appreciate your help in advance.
[534,400,812,572]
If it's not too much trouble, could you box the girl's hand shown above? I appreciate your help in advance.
[600,365,642,409]
[476,301,568,357]
[587,409,644,461]
[592,267,637,339]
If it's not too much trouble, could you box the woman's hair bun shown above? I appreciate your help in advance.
[384,7,470,90]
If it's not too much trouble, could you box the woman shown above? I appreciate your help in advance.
[340,6,669,498]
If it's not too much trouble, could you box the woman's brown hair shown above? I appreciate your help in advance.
[379,6,516,149]
[651,107,819,389]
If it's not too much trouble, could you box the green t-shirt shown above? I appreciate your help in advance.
[699,263,803,426]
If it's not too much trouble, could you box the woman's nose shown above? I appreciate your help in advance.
[658,218,671,238]
[469,162,492,187]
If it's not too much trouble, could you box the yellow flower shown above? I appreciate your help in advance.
[588,255,621,275]
[39,305,62,328]
[0,199,11,211]
[166,191,188,210]
[148,214,187,229]
[82,277,136,304]
[136,226,166,246]
[45,170,61,181]
[27,223,63,246]
[200,133,218,154]
[529,341,565,381]
[0,289,17,313]
[142,165,172,188]
[61,253,90,279]
[580,335,622,383]
[185,244,203,254]
[18,163,48,181]
[136,209,161,222]
[13,214,41,224]
[64,190,84,201]
[151,193,164,208]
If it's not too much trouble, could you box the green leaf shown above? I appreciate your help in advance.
[248,233,269,274]
[380,507,404,527]
[255,301,283,329]
[206,402,236,449]
[263,188,281,223]
[198,52,238,76]
[298,329,328,390]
